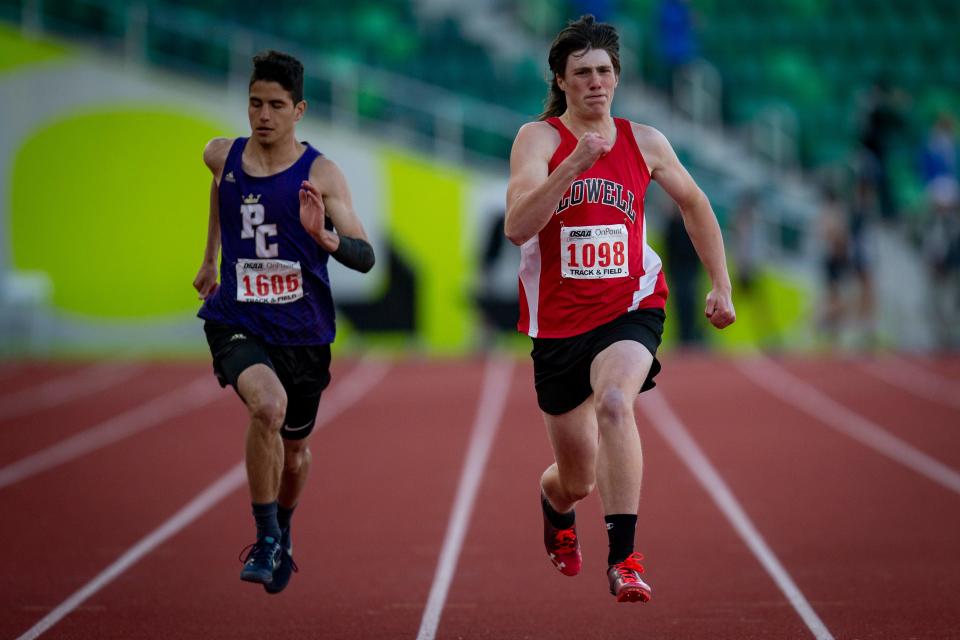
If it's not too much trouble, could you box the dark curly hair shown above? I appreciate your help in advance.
[539,15,621,120]
[249,50,304,104]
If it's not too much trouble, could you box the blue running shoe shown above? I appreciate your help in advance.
[264,527,298,594]
[239,536,282,584]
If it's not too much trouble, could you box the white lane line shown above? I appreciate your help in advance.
[14,356,390,640]
[0,376,221,490]
[318,356,393,421]
[0,361,144,421]
[857,357,960,411]
[638,390,835,640]
[0,356,394,490]
[16,465,247,640]
[0,361,143,418]
[737,357,960,496]
[416,356,514,640]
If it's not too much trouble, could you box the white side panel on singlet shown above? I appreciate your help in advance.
[518,235,542,338]
[628,215,663,312]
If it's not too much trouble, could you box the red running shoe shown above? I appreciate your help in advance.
[607,552,652,602]
[543,512,582,576]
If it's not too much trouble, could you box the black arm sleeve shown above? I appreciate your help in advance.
[331,235,376,273]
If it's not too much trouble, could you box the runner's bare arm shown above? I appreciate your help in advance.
[505,122,612,245]
[300,157,375,272]
[635,124,735,328]
[193,178,221,298]
[193,138,231,299]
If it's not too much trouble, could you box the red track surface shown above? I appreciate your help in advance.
[1,354,958,639]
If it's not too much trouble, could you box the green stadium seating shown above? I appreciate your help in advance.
[9,0,956,182]
[619,0,958,212]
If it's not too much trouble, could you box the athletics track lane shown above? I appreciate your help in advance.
[2,359,349,637]
[438,358,816,640]
[5,356,960,639]
[32,360,485,640]
[2,368,242,636]
[663,356,960,639]
[0,362,95,394]
[908,354,960,381]
[775,357,960,469]
[0,362,204,465]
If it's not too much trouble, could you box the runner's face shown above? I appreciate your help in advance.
[557,48,618,117]
[248,80,304,145]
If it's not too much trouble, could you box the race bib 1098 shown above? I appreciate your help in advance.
[560,224,629,279]
[235,258,304,304]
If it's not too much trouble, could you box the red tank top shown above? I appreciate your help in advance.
[517,116,668,338]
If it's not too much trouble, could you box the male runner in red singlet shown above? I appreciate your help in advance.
[505,15,735,602]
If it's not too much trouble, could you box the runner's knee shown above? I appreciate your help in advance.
[595,387,630,428]
[248,394,287,433]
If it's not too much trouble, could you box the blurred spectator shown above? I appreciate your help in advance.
[919,112,958,188]
[917,114,960,348]
[857,80,908,223]
[919,112,959,241]
[732,191,762,293]
[654,0,698,97]
[848,176,877,344]
[664,203,703,347]
[921,178,960,350]
[817,187,851,344]
[572,0,615,22]
[731,190,779,349]
[817,179,878,349]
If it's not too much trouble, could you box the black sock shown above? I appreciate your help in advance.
[605,514,638,565]
[252,501,281,542]
[541,493,575,529]
[277,504,296,532]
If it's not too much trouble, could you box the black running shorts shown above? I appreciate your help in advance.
[530,308,665,416]
[203,321,332,440]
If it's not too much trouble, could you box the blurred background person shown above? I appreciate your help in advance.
[922,177,960,350]
[572,0,615,23]
[848,174,878,347]
[916,111,959,349]
[664,203,703,348]
[653,0,699,101]
[919,112,958,191]
[857,80,909,224]
[817,186,852,346]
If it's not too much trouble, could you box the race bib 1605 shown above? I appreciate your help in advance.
[235,258,304,304]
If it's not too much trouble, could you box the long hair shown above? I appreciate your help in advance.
[250,50,305,104]
[539,15,621,120]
